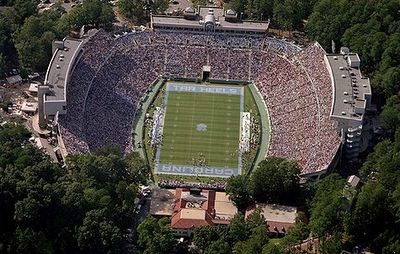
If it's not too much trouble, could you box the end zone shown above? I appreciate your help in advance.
[155,163,239,177]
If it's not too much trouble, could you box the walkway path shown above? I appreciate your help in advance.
[247,82,271,174]
[133,78,165,159]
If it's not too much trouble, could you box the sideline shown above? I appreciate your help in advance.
[132,78,165,160]
[247,82,271,175]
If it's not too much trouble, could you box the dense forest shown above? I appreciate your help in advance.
[1,0,400,253]
[0,124,150,253]
[0,0,115,76]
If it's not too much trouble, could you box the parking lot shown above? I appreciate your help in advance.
[166,0,192,14]
[37,0,81,14]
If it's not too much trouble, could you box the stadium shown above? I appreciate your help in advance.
[39,7,371,179]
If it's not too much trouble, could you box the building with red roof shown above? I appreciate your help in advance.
[245,203,297,236]
[151,188,237,236]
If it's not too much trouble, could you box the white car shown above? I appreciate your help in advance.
[28,72,40,79]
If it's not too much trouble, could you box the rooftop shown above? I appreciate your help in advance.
[152,6,269,33]
[214,191,238,220]
[170,188,237,229]
[245,203,297,234]
[45,39,82,101]
[152,15,201,28]
[28,82,39,93]
[180,209,206,220]
[347,175,361,188]
[21,101,38,113]
[6,75,22,85]
[149,188,176,216]
[326,54,371,122]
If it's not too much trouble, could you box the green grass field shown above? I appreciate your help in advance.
[159,90,241,168]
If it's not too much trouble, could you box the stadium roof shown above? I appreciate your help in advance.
[152,6,269,33]
[326,54,371,122]
[45,39,82,101]
[152,16,200,28]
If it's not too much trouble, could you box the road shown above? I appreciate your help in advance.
[123,189,153,253]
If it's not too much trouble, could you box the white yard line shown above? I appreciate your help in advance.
[187,94,196,163]
[207,94,216,163]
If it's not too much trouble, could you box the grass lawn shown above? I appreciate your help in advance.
[159,91,241,168]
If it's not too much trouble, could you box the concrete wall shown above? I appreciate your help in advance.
[44,100,66,115]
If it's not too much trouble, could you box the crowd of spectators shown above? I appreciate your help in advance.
[250,115,261,150]
[254,43,340,173]
[239,112,251,153]
[158,179,226,191]
[58,30,116,154]
[150,107,164,148]
[58,29,340,175]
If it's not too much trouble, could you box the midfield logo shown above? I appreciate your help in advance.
[196,123,207,132]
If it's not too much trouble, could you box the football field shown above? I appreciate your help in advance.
[158,83,242,173]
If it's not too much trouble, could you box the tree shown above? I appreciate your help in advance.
[308,174,347,237]
[192,0,207,8]
[125,151,151,185]
[14,196,42,224]
[347,182,391,249]
[228,213,248,243]
[361,126,400,186]
[383,240,400,254]
[306,0,351,50]
[392,181,400,222]
[15,227,53,254]
[380,33,400,71]
[382,67,400,98]
[77,209,123,253]
[354,127,400,251]
[58,0,115,32]
[273,1,291,30]
[262,242,284,254]
[0,53,5,76]
[118,0,146,23]
[280,222,310,246]
[193,225,227,253]
[137,216,176,254]
[225,174,251,211]
[66,152,130,186]
[192,209,270,253]
[273,0,306,31]
[245,208,266,232]
[225,0,245,19]
[234,225,269,254]
[205,239,230,254]
[320,232,343,254]
[341,20,387,72]
[151,0,169,14]
[13,10,61,72]
[380,96,400,134]
[0,124,148,253]
[14,0,39,23]
[251,157,300,203]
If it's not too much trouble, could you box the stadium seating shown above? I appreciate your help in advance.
[58,30,340,175]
